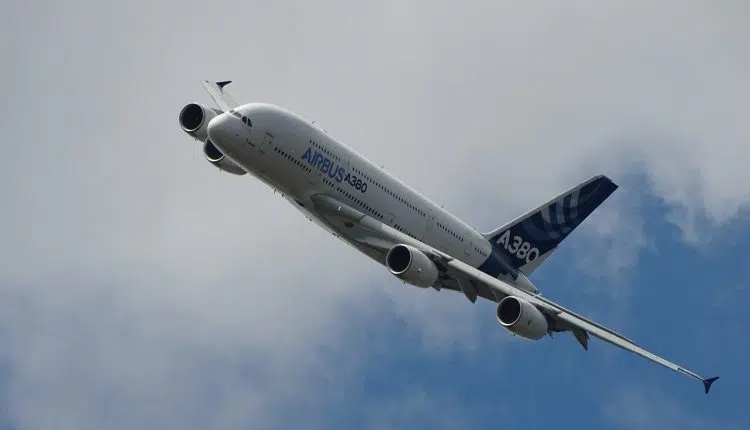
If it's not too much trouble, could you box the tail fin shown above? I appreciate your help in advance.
[483,175,618,276]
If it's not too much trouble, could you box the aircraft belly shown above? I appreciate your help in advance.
[288,196,388,265]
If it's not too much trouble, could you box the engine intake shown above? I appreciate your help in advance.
[203,140,246,175]
[496,296,548,340]
[179,103,220,142]
[385,244,438,288]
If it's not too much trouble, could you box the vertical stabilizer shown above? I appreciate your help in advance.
[482,175,617,276]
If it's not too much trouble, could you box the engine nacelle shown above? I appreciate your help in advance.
[496,296,548,340]
[203,140,246,175]
[179,103,221,142]
[385,244,439,288]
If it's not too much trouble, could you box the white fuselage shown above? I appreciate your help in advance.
[208,103,495,270]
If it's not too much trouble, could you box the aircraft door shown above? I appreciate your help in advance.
[253,131,276,177]
[464,238,473,257]
[422,208,435,240]
[387,212,396,228]
[260,132,274,155]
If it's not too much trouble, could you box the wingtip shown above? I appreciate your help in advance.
[703,376,719,394]
[216,80,232,89]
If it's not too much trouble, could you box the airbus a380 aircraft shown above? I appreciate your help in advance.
[178,81,718,393]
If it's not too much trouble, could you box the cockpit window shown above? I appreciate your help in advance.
[241,116,252,126]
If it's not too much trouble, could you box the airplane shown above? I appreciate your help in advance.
[178,80,719,394]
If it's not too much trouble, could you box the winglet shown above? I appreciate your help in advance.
[201,80,238,112]
[703,376,719,394]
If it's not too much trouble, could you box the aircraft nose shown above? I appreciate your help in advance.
[206,112,240,146]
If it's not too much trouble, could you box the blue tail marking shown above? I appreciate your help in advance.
[482,175,618,277]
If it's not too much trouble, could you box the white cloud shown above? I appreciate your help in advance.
[1,0,748,428]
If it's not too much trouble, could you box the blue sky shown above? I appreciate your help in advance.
[2,1,748,429]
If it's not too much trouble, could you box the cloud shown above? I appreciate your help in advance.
[1,0,748,429]
[568,179,650,290]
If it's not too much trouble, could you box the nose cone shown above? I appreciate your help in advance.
[206,112,236,146]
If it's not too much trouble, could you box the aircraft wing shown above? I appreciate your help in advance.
[308,193,718,393]
[432,251,719,393]
[308,193,489,300]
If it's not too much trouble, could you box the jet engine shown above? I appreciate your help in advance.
[179,103,246,176]
[179,103,221,142]
[496,296,548,340]
[385,244,439,288]
[203,140,246,175]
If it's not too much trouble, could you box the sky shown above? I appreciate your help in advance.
[1,1,748,429]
